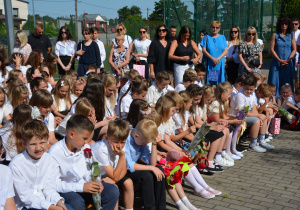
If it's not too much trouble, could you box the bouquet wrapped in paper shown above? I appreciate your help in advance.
[272,103,295,124]
[232,106,250,139]
[186,122,211,154]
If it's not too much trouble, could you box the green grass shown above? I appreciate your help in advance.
[54,45,112,81]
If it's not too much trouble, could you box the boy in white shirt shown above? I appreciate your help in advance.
[92,119,134,210]
[146,71,171,107]
[230,76,274,152]
[0,140,17,210]
[49,115,119,210]
[174,71,197,92]
[194,63,206,87]
[9,119,69,210]
[119,69,140,100]
[231,75,246,99]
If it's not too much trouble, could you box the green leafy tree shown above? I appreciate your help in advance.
[117,6,142,22]
[277,0,300,19]
[149,0,164,21]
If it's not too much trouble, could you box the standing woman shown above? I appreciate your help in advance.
[238,26,263,76]
[148,25,171,81]
[13,31,32,64]
[201,21,228,85]
[268,17,296,94]
[169,25,202,86]
[131,27,152,81]
[76,28,101,77]
[197,29,207,63]
[225,26,241,84]
[112,24,133,52]
[55,26,76,77]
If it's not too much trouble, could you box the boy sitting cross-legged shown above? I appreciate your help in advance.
[92,119,134,210]
[9,119,71,210]
[125,119,166,210]
[49,115,119,210]
[230,76,275,153]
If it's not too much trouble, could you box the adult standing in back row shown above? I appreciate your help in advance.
[28,24,52,59]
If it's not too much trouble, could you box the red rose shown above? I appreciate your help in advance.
[170,170,183,185]
[83,148,92,158]
[207,116,214,123]
[183,171,189,177]
[197,157,209,169]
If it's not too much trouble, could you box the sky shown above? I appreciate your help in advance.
[27,0,159,19]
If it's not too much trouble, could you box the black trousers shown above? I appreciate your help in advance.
[126,165,166,210]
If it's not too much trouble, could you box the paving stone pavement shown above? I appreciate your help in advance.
[120,129,300,209]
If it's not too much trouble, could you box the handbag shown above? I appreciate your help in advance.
[133,62,145,77]
[268,118,281,134]
[208,68,219,82]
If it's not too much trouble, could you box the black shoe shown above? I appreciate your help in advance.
[199,168,214,176]
[206,165,224,172]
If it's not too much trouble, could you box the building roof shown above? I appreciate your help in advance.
[0,14,26,21]
[78,14,108,22]
[17,0,29,4]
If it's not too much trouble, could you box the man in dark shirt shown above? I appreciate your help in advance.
[170,25,177,41]
[28,24,52,58]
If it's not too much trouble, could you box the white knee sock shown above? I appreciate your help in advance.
[190,166,209,189]
[231,132,238,154]
[226,133,233,156]
[185,169,207,193]
[175,200,189,210]
[215,152,222,162]
[182,196,197,210]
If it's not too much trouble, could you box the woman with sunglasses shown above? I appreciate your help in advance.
[55,26,76,77]
[112,24,133,52]
[268,17,296,95]
[148,24,171,82]
[131,27,152,80]
[225,26,241,84]
[201,21,228,85]
[169,25,202,86]
[238,27,262,76]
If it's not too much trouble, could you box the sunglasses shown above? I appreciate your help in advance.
[158,29,167,32]
[231,31,238,34]
[248,33,256,36]
[293,23,299,25]
[139,31,147,34]
[281,23,288,26]
[61,32,67,34]
[117,28,123,31]
[211,27,220,29]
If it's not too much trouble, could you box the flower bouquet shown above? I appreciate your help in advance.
[186,122,211,154]
[84,148,102,210]
[272,103,295,124]
[232,106,250,139]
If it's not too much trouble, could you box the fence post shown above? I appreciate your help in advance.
[167,0,170,28]
[238,0,240,27]
[271,0,275,34]
[43,16,46,33]
[260,0,264,39]
[28,15,30,32]
[71,16,74,37]
[4,0,14,55]
[172,0,182,27]
[194,0,198,42]
[232,0,236,26]
[106,24,108,45]
[214,0,218,20]
[247,0,251,27]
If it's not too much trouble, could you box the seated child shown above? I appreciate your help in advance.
[30,77,48,94]
[124,119,166,210]
[40,71,53,93]
[146,71,171,107]
[92,119,134,210]
[277,84,300,112]
[9,119,70,210]
[0,87,11,127]
[268,83,277,103]
[51,79,72,118]
[174,70,197,92]
[49,115,119,210]
[232,75,246,99]
[119,69,140,100]
[102,74,118,118]
[0,139,17,209]
[194,63,206,87]
[71,78,86,103]
[230,76,274,152]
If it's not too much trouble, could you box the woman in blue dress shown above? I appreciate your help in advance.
[201,21,228,84]
[268,17,296,95]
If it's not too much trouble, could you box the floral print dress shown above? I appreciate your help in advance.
[111,47,129,77]
[238,42,262,75]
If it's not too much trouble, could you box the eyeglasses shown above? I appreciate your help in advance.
[117,28,123,32]
[139,31,147,34]
[231,31,238,34]
[247,33,256,36]
[211,27,220,29]
[158,29,167,32]
[62,32,67,34]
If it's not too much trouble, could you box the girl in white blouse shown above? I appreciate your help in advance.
[102,74,117,118]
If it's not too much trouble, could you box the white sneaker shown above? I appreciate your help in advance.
[230,154,241,160]
[260,141,275,150]
[222,152,234,162]
[233,151,244,157]
[214,158,234,167]
[248,144,267,153]
[265,138,270,142]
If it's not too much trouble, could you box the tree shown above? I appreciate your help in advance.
[149,0,164,21]
[117,6,142,22]
[277,0,300,19]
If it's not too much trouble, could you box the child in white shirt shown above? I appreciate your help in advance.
[146,71,171,107]
[0,87,11,127]
[194,63,206,87]
[9,119,69,210]
[103,74,117,118]
[92,119,134,210]
[119,69,140,100]
[174,71,197,92]
[48,115,119,210]
[231,75,246,99]
[277,84,300,112]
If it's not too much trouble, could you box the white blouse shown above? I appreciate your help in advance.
[52,95,68,112]
[55,40,77,57]
[0,165,15,209]
[158,118,177,140]
[0,122,18,161]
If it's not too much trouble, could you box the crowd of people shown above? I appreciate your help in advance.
[1,16,300,210]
